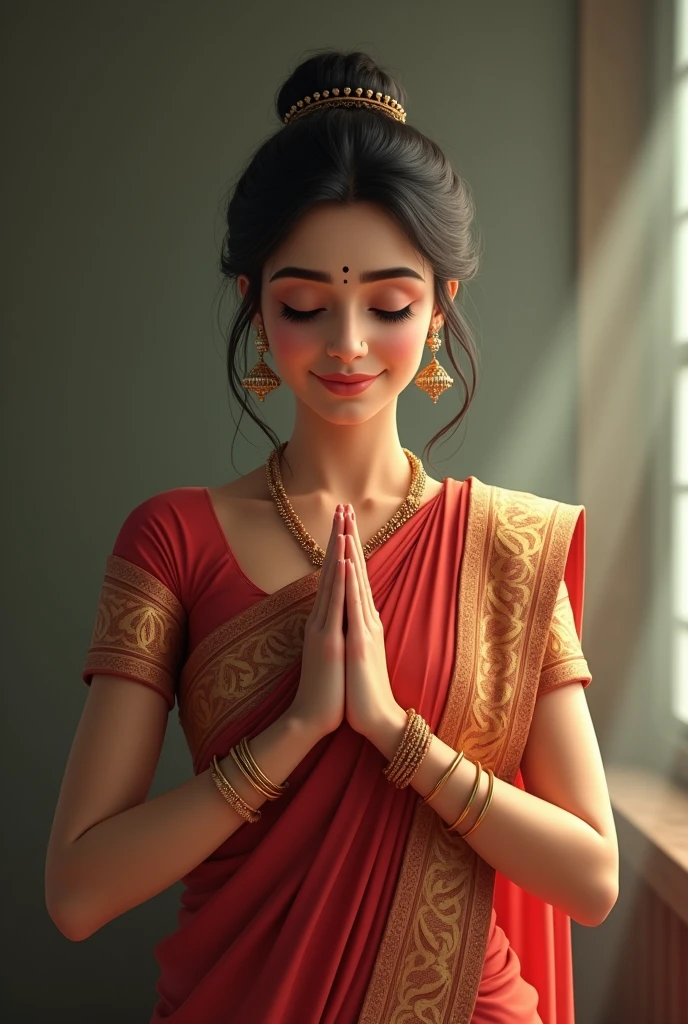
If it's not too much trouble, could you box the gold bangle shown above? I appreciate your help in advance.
[390,714,426,786]
[393,722,431,789]
[460,768,495,838]
[383,708,417,781]
[229,736,286,801]
[230,745,276,800]
[422,749,465,804]
[384,711,432,789]
[240,735,289,793]
[444,760,482,833]
[210,755,261,823]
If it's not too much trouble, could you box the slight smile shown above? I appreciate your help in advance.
[313,371,383,396]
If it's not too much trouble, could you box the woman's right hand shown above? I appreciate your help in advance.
[289,506,347,738]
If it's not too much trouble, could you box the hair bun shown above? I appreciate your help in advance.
[275,49,407,125]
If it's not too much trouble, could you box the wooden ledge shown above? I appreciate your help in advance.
[605,764,688,927]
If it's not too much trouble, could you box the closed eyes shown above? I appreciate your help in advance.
[279,303,416,324]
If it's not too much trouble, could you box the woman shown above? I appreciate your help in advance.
[45,50,619,1023]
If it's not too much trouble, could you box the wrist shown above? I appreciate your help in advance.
[282,705,329,748]
[364,702,408,760]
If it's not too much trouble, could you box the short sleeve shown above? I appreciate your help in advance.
[537,578,592,697]
[81,493,187,711]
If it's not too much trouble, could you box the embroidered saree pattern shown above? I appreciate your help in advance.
[178,574,319,770]
[538,580,592,696]
[82,553,186,709]
[357,478,586,1023]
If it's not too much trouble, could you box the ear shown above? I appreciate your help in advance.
[432,281,460,323]
[238,276,263,332]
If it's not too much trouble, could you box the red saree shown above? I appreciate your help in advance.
[82,474,592,1023]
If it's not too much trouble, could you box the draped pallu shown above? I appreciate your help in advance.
[82,475,590,1023]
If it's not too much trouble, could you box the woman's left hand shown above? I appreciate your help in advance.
[342,505,400,740]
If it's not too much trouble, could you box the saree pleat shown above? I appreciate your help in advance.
[81,476,592,1023]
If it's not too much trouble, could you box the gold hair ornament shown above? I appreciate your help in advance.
[283,86,407,126]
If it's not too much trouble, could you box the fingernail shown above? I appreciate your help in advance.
[336,503,344,512]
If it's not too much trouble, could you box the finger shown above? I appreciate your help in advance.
[312,509,343,619]
[355,517,378,619]
[325,551,347,631]
[313,515,345,627]
[313,517,343,628]
[344,556,363,632]
[345,513,376,625]
[324,533,346,615]
[345,533,372,629]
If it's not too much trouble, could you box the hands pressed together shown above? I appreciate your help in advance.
[292,503,401,743]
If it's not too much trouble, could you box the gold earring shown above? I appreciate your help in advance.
[241,324,282,402]
[414,326,454,403]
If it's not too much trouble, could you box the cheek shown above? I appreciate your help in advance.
[378,327,424,367]
[268,323,314,364]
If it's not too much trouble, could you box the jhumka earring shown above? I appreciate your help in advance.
[241,323,282,402]
[414,326,454,403]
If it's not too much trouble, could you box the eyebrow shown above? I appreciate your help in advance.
[268,266,424,284]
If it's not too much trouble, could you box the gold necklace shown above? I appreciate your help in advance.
[265,441,427,568]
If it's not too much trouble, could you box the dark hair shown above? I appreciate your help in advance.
[218,48,481,478]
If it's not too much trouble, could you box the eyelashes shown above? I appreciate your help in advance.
[278,303,416,324]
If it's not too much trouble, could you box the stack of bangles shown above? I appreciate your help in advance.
[382,707,494,837]
[209,735,289,824]
[209,708,494,838]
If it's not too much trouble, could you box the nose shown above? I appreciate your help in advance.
[325,314,367,362]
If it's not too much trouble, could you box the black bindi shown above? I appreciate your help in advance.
[342,265,348,283]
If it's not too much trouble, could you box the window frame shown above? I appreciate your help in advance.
[651,0,688,786]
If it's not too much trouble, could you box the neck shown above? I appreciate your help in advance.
[277,399,414,511]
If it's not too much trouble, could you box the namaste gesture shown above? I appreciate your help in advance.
[291,503,399,742]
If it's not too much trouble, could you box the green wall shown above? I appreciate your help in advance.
[2,1,578,1018]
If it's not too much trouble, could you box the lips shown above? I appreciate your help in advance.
[315,373,381,396]
[317,373,379,383]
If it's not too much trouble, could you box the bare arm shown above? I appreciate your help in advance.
[369,682,619,927]
[45,674,322,941]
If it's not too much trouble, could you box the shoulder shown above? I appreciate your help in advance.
[208,466,269,503]
[113,486,198,542]
[473,476,584,517]
[110,486,208,602]
[115,469,270,557]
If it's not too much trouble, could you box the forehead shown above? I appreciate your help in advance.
[264,201,427,280]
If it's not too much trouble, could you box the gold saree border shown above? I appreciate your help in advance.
[538,581,592,695]
[179,571,321,768]
[82,554,186,709]
[357,476,585,1024]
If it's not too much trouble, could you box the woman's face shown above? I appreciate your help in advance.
[238,202,458,425]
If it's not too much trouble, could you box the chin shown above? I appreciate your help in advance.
[314,405,381,426]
